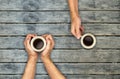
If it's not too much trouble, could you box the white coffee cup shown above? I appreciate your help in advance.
[80,33,96,49]
[30,36,46,52]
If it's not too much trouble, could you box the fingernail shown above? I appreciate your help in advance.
[77,37,79,39]
[77,36,80,39]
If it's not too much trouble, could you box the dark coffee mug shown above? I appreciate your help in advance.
[80,33,96,49]
[31,36,46,52]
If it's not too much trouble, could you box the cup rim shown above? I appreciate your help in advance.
[30,36,46,52]
[80,33,96,49]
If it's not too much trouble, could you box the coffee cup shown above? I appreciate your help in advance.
[30,36,46,52]
[80,33,96,49]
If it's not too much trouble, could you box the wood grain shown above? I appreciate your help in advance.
[0,49,120,63]
[0,75,120,79]
[0,63,120,75]
[0,0,120,78]
[0,36,120,49]
[0,24,120,35]
[0,11,119,23]
[0,0,119,10]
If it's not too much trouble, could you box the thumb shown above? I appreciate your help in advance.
[41,36,51,55]
[76,28,81,39]
[80,25,84,34]
[45,37,51,50]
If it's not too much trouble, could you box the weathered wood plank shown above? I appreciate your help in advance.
[0,75,120,79]
[0,63,120,74]
[0,37,120,49]
[0,0,119,10]
[0,24,70,36]
[0,24,120,35]
[0,11,119,23]
[0,75,50,79]
[0,49,120,63]
[95,0,120,10]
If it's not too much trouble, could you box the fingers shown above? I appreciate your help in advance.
[71,28,79,39]
[71,24,85,39]
[42,34,49,38]
[41,34,54,56]
[76,26,81,39]
[71,26,76,38]
[42,34,54,47]
[71,25,82,39]
[44,35,54,52]
[80,25,84,34]
[24,34,39,58]
[46,36,51,50]
[70,17,85,39]
[47,35,55,47]
[24,34,36,47]
[24,34,54,54]
[46,35,54,47]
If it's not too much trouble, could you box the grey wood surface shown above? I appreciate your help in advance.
[0,11,119,23]
[0,24,120,35]
[0,36,120,49]
[0,49,120,63]
[0,0,119,10]
[0,63,120,74]
[0,0,120,78]
[0,75,120,79]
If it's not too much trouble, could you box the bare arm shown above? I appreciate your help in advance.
[22,57,37,79]
[68,0,79,19]
[68,0,84,39]
[41,35,66,79]
[42,59,65,79]
[22,34,38,79]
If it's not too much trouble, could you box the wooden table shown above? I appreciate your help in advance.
[0,0,120,79]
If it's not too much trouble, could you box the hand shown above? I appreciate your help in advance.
[71,16,84,39]
[40,34,55,61]
[24,34,38,59]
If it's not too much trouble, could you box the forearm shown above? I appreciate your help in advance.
[68,0,79,20]
[42,58,66,79]
[22,57,37,79]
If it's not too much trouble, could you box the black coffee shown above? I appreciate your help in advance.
[83,36,93,46]
[33,39,44,49]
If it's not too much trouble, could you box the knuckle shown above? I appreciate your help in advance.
[48,34,52,38]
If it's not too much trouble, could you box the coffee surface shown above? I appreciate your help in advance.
[33,39,44,49]
[83,36,93,46]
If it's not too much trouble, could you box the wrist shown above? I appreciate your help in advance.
[71,15,80,21]
[28,56,38,62]
[70,11,79,19]
[41,57,52,63]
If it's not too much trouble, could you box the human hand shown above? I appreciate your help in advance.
[24,34,38,60]
[40,34,55,61]
[71,16,84,39]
